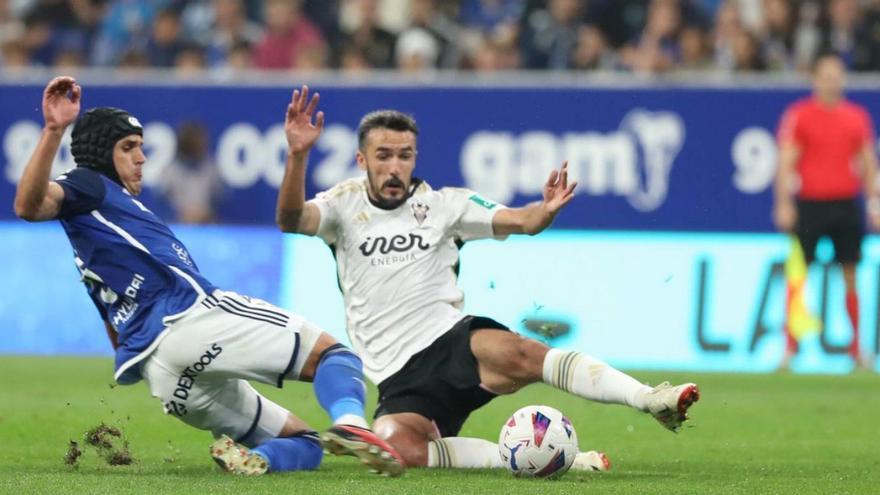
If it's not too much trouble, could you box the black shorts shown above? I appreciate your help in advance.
[795,199,864,264]
[374,315,510,437]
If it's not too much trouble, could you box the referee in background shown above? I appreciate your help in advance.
[774,53,880,370]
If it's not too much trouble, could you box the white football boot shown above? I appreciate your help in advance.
[644,382,700,432]
[210,435,269,475]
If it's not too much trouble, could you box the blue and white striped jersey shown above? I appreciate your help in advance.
[55,168,217,384]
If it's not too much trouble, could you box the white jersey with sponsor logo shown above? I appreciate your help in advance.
[313,178,505,384]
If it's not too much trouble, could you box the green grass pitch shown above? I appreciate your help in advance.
[1,356,878,494]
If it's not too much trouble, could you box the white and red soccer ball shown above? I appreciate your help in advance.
[498,405,579,478]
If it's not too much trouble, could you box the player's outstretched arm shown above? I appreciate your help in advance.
[14,76,81,222]
[276,84,324,235]
[492,161,577,236]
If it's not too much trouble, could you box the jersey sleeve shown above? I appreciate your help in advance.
[444,188,507,241]
[777,104,804,148]
[312,190,341,245]
[55,168,107,219]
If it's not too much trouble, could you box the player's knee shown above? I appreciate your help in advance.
[511,337,549,379]
[318,344,362,371]
[299,332,355,381]
[385,431,428,467]
[373,416,432,467]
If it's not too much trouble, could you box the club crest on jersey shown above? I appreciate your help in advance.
[411,201,429,225]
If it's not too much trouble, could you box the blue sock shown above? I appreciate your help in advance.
[313,345,366,423]
[252,432,323,472]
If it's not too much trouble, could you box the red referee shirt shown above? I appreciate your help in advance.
[777,97,874,200]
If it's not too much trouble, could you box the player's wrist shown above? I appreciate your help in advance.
[533,201,551,218]
[534,203,556,230]
[288,147,311,162]
[43,124,66,135]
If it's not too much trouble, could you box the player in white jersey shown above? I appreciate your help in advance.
[277,86,699,470]
[14,77,404,477]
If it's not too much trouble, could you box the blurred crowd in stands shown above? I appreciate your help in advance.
[2,0,880,75]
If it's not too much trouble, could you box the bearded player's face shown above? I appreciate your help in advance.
[357,128,417,209]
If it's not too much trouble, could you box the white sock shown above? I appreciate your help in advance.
[334,413,369,429]
[542,348,652,411]
[427,437,503,468]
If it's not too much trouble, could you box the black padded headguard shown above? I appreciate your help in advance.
[70,107,143,185]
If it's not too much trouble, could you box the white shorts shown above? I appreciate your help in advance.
[140,290,322,446]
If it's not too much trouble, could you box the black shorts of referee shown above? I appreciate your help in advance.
[795,198,864,264]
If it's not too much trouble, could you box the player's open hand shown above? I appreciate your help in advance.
[42,76,81,132]
[285,85,324,155]
[542,161,578,214]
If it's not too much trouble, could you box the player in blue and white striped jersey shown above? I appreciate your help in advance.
[13,76,404,477]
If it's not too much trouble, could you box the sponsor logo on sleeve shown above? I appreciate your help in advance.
[468,194,497,210]
[171,243,193,267]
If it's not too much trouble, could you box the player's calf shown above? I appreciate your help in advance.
[313,345,406,476]
[313,343,371,428]
[425,437,611,472]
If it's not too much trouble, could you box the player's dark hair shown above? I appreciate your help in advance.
[357,110,418,150]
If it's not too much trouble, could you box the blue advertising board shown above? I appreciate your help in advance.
[2,221,875,374]
[4,81,877,230]
[3,81,878,373]
[283,231,879,375]
[0,222,284,356]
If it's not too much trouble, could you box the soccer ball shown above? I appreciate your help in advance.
[498,405,579,478]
